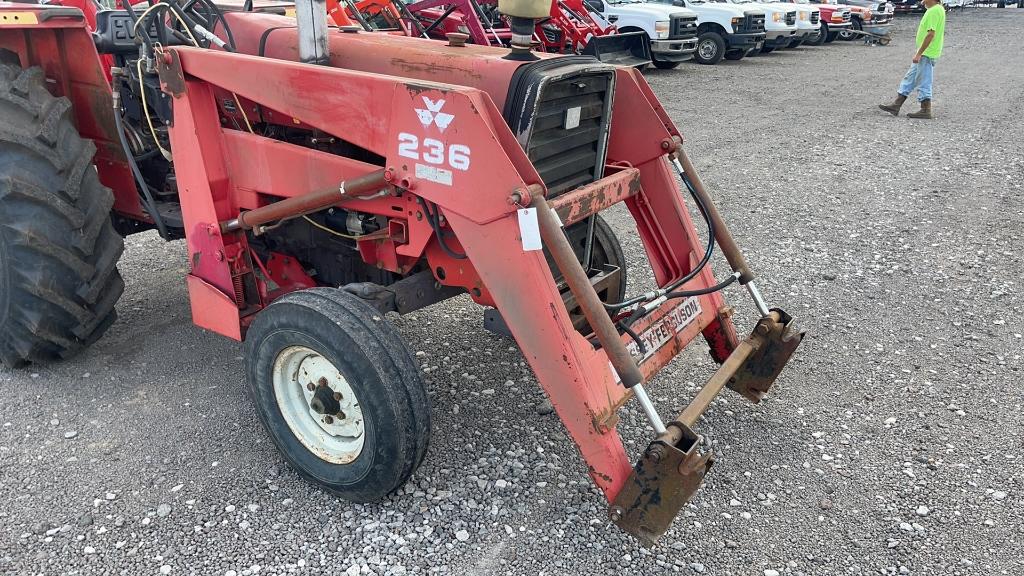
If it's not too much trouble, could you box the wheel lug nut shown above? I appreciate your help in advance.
[323,415,334,424]
[333,392,342,401]
[306,383,315,392]
[318,377,328,387]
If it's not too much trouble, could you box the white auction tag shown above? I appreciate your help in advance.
[518,208,542,251]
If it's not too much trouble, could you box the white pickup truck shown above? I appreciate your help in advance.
[650,0,767,64]
[585,0,701,69]
[711,0,799,53]
[759,0,820,48]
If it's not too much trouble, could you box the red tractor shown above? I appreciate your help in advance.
[386,0,651,66]
[0,0,801,545]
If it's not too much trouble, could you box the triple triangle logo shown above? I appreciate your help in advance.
[414,97,455,132]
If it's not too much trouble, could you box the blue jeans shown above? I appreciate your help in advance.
[898,56,935,102]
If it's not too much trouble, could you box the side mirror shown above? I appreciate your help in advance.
[585,0,606,12]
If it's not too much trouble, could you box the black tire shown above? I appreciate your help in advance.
[693,32,726,65]
[806,24,826,46]
[0,61,124,368]
[839,17,861,40]
[559,215,626,306]
[724,49,746,61]
[652,59,681,70]
[825,30,839,43]
[760,45,775,54]
[245,288,430,502]
[787,38,803,49]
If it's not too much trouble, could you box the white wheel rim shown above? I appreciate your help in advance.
[272,346,365,464]
[698,40,716,60]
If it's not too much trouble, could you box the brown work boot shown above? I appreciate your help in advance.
[907,99,933,119]
[878,94,908,116]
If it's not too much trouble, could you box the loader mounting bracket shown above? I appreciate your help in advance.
[609,422,712,547]
[726,308,804,403]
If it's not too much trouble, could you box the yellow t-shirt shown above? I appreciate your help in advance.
[916,4,945,59]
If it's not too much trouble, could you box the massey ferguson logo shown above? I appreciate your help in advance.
[415,97,454,132]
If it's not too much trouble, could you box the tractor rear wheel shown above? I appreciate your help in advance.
[0,60,124,368]
[245,288,430,502]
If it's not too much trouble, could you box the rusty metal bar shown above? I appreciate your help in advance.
[675,339,757,430]
[534,194,645,390]
[547,167,641,228]
[220,169,388,233]
[661,310,789,446]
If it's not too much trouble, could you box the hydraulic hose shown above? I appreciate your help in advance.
[112,87,170,240]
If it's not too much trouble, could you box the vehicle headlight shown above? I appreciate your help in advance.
[799,11,808,19]
[654,20,670,39]
[772,12,782,21]
[731,16,743,29]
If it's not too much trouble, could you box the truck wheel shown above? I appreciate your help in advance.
[787,37,803,49]
[760,45,775,54]
[0,61,124,368]
[807,23,826,45]
[824,30,839,43]
[693,32,725,65]
[652,59,681,70]
[724,49,746,61]
[245,288,430,502]
[839,18,861,40]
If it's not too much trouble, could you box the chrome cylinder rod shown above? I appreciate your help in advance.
[632,383,667,435]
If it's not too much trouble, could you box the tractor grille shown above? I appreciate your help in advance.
[669,14,698,39]
[785,11,796,25]
[738,13,766,33]
[810,11,820,24]
[525,74,611,195]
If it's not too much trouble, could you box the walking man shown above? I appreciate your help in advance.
[879,0,946,119]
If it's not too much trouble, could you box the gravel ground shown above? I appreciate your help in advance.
[2,8,1023,576]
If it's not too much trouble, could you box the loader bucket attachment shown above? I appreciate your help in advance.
[610,423,712,547]
[611,309,804,546]
[580,31,652,68]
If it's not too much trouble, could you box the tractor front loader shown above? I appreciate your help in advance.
[0,0,801,545]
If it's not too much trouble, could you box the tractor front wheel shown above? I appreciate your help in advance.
[245,288,431,502]
[0,60,124,367]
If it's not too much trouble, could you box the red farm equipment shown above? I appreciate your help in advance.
[0,0,802,545]
[334,0,651,66]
